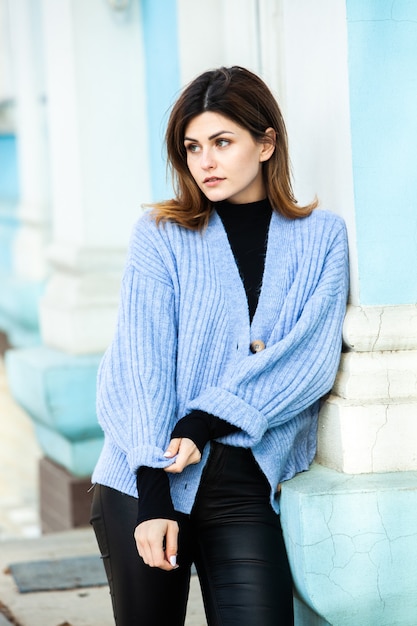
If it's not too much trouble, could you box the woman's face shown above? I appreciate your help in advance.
[184,112,273,204]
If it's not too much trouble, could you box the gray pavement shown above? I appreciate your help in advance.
[0,357,206,625]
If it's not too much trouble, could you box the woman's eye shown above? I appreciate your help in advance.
[185,143,200,153]
[216,138,230,148]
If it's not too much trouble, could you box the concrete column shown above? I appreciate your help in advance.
[319,305,417,475]
[8,0,50,283]
[38,0,150,355]
[6,0,152,498]
[177,0,260,84]
[0,0,47,346]
[0,0,13,103]
[274,1,417,624]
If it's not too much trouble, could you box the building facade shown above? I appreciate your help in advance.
[1,0,416,623]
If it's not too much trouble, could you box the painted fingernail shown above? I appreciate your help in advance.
[169,555,177,567]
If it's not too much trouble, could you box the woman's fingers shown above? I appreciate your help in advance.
[134,519,179,571]
[165,520,180,568]
[163,437,181,459]
[164,438,201,473]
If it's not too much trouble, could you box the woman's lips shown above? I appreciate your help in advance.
[203,176,225,187]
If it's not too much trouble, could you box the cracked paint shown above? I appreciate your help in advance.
[343,304,417,352]
[370,405,388,472]
[282,466,417,625]
[371,307,383,352]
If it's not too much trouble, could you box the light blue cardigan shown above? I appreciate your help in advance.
[92,207,349,515]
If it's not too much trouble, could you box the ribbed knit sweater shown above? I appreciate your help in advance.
[92,206,349,515]
[136,198,271,523]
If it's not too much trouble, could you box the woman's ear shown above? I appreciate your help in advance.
[259,128,276,162]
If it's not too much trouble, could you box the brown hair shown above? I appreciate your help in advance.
[150,66,317,230]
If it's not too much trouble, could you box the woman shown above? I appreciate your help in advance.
[91,66,349,626]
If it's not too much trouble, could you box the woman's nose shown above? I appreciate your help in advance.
[200,148,215,170]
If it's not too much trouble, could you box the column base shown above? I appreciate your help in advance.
[33,420,104,478]
[281,463,417,626]
[39,457,92,533]
[5,345,103,476]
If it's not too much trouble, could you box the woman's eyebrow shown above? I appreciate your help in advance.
[208,130,234,140]
[184,130,235,142]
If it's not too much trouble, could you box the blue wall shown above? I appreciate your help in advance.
[346,0,417,305]
[0,134,20,203]
[141,0,180,201]
[0,134,20,272]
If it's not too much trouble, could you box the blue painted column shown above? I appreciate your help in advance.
[0,134,20,331]
[0,133,41,346]
[141,0,180,200]
[347,0,417,305]
[279,2,417,624]
[1,0,53,349]
[0,134,19,275]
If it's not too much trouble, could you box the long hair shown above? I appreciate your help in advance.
[150,66,317,230]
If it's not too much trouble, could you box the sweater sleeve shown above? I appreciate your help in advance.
[171,411,239,453]
[95,227,179,473]
[136,467,177,524]
[185,221,349,447]
[135,413,238,523]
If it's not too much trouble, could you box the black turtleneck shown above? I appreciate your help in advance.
[215,197,272,322]
[136,198,273,524]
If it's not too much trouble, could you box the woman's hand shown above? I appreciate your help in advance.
[134,518,179,571]
[164,437,201,473]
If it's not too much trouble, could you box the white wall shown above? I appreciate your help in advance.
[41,0,150,250]
[276,0,358,303]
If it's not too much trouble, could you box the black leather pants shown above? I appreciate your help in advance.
[91,442,294,626]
